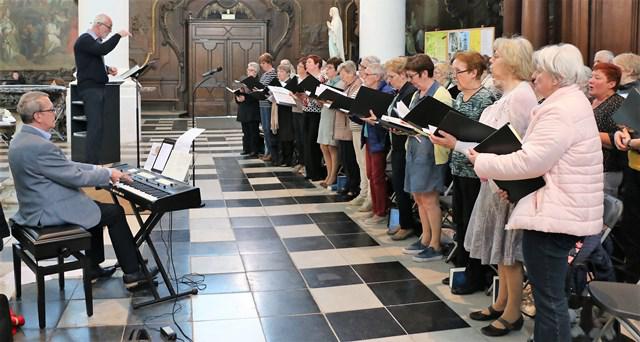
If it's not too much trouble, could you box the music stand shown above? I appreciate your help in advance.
[118,62,154,168]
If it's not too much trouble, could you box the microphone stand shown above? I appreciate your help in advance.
[190,74,216,187]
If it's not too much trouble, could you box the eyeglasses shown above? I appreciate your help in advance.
[405,71,420,79]
[37,108,55,114]
[453,69,470,75]
[98,22,112,31]
[361,72,376,77]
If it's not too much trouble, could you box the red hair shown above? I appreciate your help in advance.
[306,55,322,68]
[592,62,622,88]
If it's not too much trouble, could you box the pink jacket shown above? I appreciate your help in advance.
[474,85,603,236]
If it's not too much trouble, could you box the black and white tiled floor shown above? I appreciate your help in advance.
[1,118,534,341]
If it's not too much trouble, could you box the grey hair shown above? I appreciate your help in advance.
[613,52,640,79]
[366,63,386,79]
[279,59,296,74]
[338,60,357,74]
[533,43,585,87]
[94,14,110,26]
[361,55,380,67]
[593,50,615,64]
[247,62,259,73]
[578,65,592,96]
[17,91,48,124]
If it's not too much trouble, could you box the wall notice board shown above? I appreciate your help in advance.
[424,27,495,62]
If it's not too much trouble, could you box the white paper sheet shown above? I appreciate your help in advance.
[143,142,161,170]
[395,101,410,118]
[162,150,192,182]
[175,128,205,152]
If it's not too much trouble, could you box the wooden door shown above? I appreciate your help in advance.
[188,20,268,116]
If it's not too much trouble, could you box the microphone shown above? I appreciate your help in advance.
[202,66,223,77]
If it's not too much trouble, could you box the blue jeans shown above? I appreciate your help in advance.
[260,105,271,155]
[523,230,579,342]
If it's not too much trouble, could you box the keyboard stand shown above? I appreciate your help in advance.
[109,193,198,309]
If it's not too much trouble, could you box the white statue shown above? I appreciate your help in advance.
[327,7,345,61]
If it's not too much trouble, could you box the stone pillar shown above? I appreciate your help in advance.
[503,0,523,37]
[521,0,548,49]
[359,0,406,63]
[76,1,138,149]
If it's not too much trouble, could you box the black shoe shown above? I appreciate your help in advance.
[442,277,449,286]
[451,283,483,295]
[240,151,250,156]
[89,265,117,283]
[481,316,524,337]
[123,266,159,289]
[470,305,504,321]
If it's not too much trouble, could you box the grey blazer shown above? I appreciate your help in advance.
[8,125,110,228]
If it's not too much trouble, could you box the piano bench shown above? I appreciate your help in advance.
[9,221,94,329]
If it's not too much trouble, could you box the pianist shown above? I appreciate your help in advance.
[8,91,155,288]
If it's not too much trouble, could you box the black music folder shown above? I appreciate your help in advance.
[315,86,353,112]
[350,86,395,117]
[238,76,264,90]
[612,88,640,131]
[298,75,321,93]
[403,96,454,127]
[434,110,496,143]
[474,123,546,202]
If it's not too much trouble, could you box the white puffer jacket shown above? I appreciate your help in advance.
[474,84,604,236]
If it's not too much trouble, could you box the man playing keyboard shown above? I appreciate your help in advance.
[8,91,156,288]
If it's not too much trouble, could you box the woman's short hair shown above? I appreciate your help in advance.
[306,55,322,68]
[258,53,273,65]
[533,43,585,87]
[366,63,385,79]
[434,62,451,80]
[494,36,535,81]
[613,53,640,79]
[453,51,487,80]
[360,55,381,68]
[384,57,407,74]
[277,64,291,74]
[326,57,343,70]
[592,62,622,88]
[338,60,357,74]
[405,54,435,77]
[17,91,48,124]
[297,56,308,69]
[247,62,259,73]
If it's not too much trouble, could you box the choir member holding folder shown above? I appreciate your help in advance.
[298,55,326,181]
[446,37,537,337]
[429,51,496,296]
[317,57,344,187]
[470,43,604,341]
[400,54,453,262]
[267,64,297,166]
[235,62,263,157]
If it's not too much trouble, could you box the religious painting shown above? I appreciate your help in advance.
[0,0,78,70]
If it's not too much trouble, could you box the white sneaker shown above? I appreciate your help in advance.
[354,211,374,219]
[348,196,365,207]
[358,199,372,212]
[363,215,387,226]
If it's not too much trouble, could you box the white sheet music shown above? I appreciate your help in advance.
[162,150,192,181]
[113,65,141,81]
[395,101,410,118]
[143,143,161,171]
[175,128,205,152]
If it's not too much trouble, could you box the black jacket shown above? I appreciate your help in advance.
[74,32,121,89]
[235,92,260,123]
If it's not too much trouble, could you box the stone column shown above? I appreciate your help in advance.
[503,0,523,37]
[76,1,138,149]
[521,0,548,49]
[359,0,406,63]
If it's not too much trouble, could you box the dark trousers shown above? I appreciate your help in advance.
[303,111,324,180]
[391,147,416,231]
[80,87,105,164]
[338,140,360,194]
[87,202,140,274]
[523,230,579,342]
[618,167,640,281]
[293,113,305,165]
[366,145,388,217]
[241,121,261,154]
[270,133,294,166]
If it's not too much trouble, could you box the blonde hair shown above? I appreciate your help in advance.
[613,53,640,79]
[493,36,534,81]
[384,57,407,74]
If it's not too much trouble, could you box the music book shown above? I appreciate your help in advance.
[378,115,434,137]
[474,123,546,202]
[238,76,264,90]
[402,96,454,127]
[267,86,297,107]
[284,76,300,93]
[225,87,248,96]
[297,75,321,93]
[350,86,395,117]
[434,110,496,143]
[612,88,640,131]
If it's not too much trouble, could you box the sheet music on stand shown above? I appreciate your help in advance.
[141,128,205,182]
[113,62,153,82]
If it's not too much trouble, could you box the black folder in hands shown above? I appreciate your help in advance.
[612,88,640,131]
[297,75,321,93]
[434,110,496,143]
[403,96,453,127]
[316,86,353,112]
[349,87,395,117]
[238,76,264,90]
[474,124,546,203]
[378,115,431,137]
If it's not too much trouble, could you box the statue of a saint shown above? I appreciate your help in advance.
[327,7,345,61]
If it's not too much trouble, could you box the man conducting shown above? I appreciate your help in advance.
[73,13,130,164]
[8,91,155,288]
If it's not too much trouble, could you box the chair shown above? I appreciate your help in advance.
[587,281,640,341]
[439,182,457,263]
[10,219,94,329]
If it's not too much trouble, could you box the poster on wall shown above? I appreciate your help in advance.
[425,27,495,62]
[0,0,78,71]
